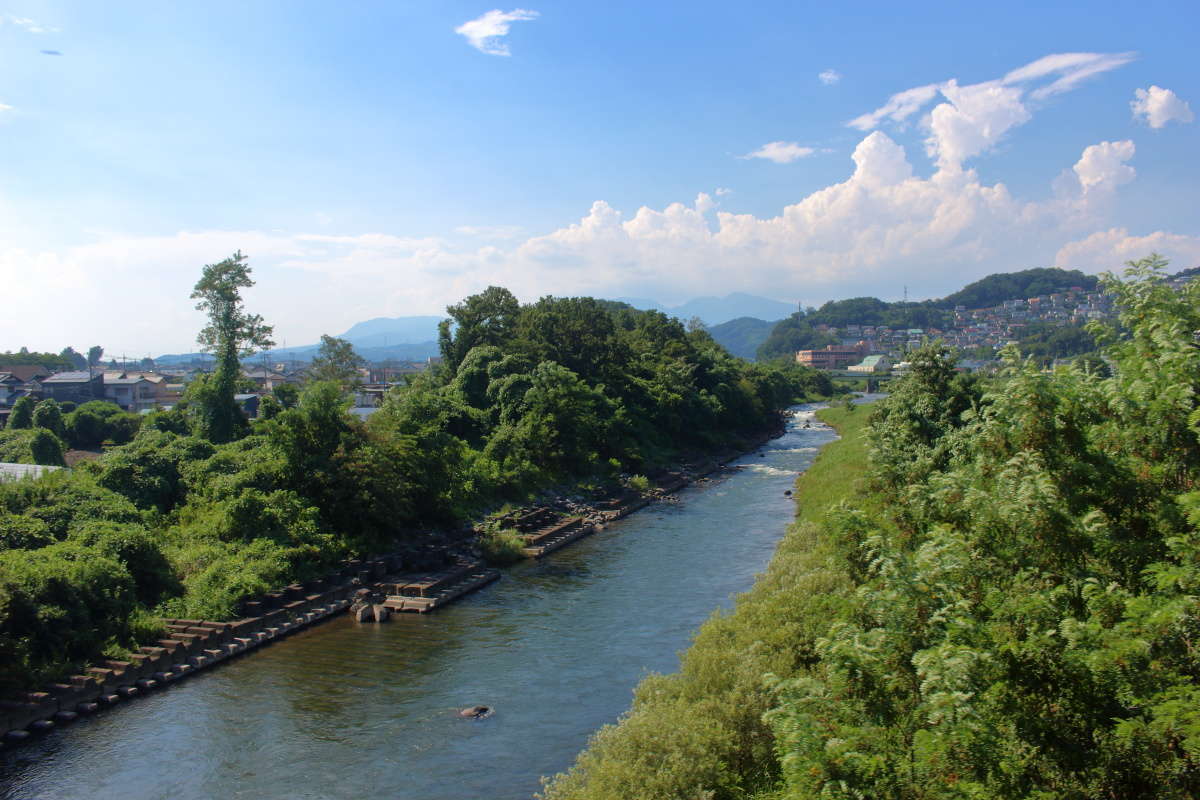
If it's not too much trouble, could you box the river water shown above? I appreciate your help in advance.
[1,405,839,800]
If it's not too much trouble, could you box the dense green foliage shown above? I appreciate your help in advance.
[0,428,65,466]
[1016,320,1098,364]
[0,282,818,691]
[546,256,1200,800]
[63,400,141,449]
[8,396,34,429]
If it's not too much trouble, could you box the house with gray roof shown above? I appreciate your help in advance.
[39,371,102,404]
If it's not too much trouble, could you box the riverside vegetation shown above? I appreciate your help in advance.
[542,255,1200,800]
[0,254,828,693]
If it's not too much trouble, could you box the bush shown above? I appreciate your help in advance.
[0,542,137,692]
[0,427,66,466]
[0,515,54,550]
[68,519,180,606]
[32,400,66,439]
[627,474,651,493]
[478,527,526,565]
[8,396,33,429]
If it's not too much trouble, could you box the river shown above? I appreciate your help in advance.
[0,404,840,800]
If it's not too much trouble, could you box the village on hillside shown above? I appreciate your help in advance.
[797,284,1121,374]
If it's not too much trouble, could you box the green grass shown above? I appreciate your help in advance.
[794,405,872,527]
[540,402,876,800]
[478,527,527,565]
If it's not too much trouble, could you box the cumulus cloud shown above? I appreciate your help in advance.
[819,69,841,86]
[850,52,1134,169]
[455,9,538,56]
[741,141,816,163]
[1072,140,1136,192]
[0,130,1172,354]
[1131,85,1194,128]
[1055,228,1200,272]
[924,80,1031,170]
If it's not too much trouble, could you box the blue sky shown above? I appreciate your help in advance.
[2,0,1197,354]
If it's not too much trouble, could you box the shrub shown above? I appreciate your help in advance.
[32,399,66,439]
[627,474,651,493]
[478,527,526,565]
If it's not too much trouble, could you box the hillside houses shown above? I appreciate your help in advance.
[802,287,1119,363]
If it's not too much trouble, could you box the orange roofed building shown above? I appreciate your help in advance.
[795,344,867,370]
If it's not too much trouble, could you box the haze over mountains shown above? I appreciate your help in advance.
[155,294,796,364]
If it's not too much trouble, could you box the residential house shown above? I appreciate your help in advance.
[241,367,297,392]
[102,373,157,412]
[39,371,102,404]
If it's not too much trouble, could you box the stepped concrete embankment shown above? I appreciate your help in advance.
[1,416,792,748]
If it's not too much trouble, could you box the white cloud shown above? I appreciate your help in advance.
[3,15,57,33]
[454,224,526,239]
[454,9,538,56]
[741,141,816,163]
[1055,228,1200,272]
[819,69,841,86]
[0,131,1171,354]
[924,80,1031,170]
[849,83,939,130]
[1072,140,1135,192]
[1131,85,1194,128]
[849,52,1134,169]
[1001,51,1136,100]
[714,187,732,196]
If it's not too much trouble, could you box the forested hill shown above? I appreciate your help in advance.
[757,266,1099,360]
[706,317,780,360]
[935,266,1098,309]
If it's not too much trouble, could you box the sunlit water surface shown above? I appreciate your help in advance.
[1,405,842,800]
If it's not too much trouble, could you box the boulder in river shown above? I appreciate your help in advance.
[459,705,492,719]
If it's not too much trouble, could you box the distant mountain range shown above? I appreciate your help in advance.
[156,293,796,365]
[614,293,796,326]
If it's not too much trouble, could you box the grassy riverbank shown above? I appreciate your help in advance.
[540,404,872,800]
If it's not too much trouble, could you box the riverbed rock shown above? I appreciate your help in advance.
[459,705,492,719]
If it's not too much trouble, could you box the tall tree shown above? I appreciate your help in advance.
[308,335,365,387]
[189,251,274,443]
[60,347,87,370]
[438,286,521,374]
[87,346,104,369]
